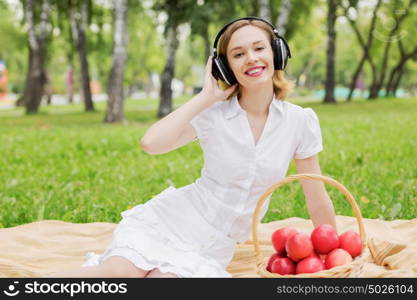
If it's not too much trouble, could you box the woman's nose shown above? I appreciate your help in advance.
[246,50,258,64]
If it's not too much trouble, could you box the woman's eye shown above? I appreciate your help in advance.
[256,47,265,51]
[234,53,243,58]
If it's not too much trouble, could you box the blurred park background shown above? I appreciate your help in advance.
[0,0,416,228]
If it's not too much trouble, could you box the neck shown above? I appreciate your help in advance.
[238,82,274,117]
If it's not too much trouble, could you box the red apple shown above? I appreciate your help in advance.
[270,257,296,275]
[285,233,313,262]
[339,231,362,258]
[311,224,340,254]
[325,248,352,269]
[296,256,325,274]
[271,227,298,255]
[266,253,282,272]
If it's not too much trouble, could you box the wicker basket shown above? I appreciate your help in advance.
[252,173,368,278]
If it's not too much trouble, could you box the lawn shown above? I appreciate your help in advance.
[0,96,416,228]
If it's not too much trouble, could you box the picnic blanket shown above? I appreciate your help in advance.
[0,215,416,278]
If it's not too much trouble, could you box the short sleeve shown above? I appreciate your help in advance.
[294,108,323,159]
[190,103,218,141]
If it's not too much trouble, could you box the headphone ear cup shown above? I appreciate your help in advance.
[272,38,288,70]
[220,56,237,86]
[212,56,223,80]
[213,55,237,86]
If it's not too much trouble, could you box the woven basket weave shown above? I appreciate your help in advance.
[252,173,368,278]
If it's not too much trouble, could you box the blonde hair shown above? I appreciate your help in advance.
[217,19,294,100]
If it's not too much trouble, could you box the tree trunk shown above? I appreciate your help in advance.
[104,0,128,123]
[25,48,47,113]
[386,40,417,96]
[372,1,413,98]
[346,55,366,101]
[323,0,337,103]
[297,55,317,87]
[275,0,292,36]
[368,63,379,99]
[158,23,179,119]
[392,67,405,97]
[66,66,74,104]
[44,70,52,105]
[258,0,271,22]
[145,71,154,98]
[343,0,382,101]
[386,63,402,97]
[22,0,50,114]
[17,47,34,107]
[70,0,94,111]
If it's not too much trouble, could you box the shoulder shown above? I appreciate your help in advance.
[284,101,318,122]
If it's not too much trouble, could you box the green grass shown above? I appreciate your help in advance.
[0,96,416,228]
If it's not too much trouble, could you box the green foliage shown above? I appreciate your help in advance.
[272,0,318,40]
[125,7,165,87]
[286,5,326,87]
[1,0,417,99]
[152,0,196,35]
[0,97,416,228]
[0,4,27,93]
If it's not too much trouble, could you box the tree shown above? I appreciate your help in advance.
[271,0,316,41]
[20,0,51,114]
[275,0,292,36]
[124,7,164,98]
[368,0,416,99]
[0,2,27,95]
[188,0,239,68]
[158,21,179,118]
[69,0,95,111]
[104,0,128,123]
[386,43,417,96]
[153,0,195,118]
[323,0,338,103]
[343,0,416,100]
[258,0,271,22]
[342,0,382,101]
[385,14,417,97]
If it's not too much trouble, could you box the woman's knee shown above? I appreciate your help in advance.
[102,256,149,278]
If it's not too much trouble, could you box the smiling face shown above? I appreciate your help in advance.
[226,25,275,91]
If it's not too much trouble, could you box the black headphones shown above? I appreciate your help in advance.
[211,16,292,86]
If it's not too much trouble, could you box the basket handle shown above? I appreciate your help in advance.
[251,173,367,266]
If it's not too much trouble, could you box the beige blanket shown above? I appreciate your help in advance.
[0,216,416,278]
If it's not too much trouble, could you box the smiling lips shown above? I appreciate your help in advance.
[244,66,266,77]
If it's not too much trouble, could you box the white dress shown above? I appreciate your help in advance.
[83,95,323,277]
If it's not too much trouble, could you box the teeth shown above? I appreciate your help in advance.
[247,67,263,75]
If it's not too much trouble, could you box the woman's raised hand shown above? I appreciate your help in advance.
[200,56,237,103]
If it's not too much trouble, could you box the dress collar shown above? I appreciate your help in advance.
[223,95,284,120]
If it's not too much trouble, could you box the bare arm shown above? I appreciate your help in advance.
[140,93,214,154]
[294,155,338,233]
[140,56,237,155]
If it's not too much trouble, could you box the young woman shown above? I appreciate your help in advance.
[48,17,336,278]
